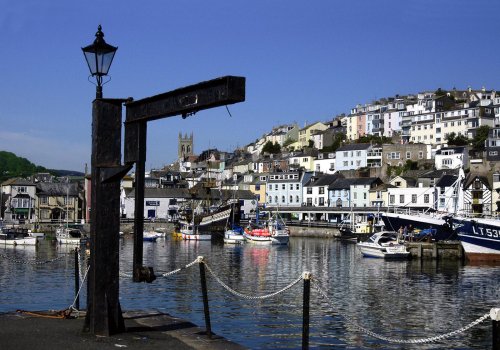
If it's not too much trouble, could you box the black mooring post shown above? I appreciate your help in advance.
[492,308,500,350]
[198,256,212,339]
[302,272,311,350]
[74,248,80,310]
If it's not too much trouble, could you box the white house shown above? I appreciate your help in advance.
[123,188,190,220]
[434,146,468,170]
[335,143,372,171]
[387,185,435,209]
[266,171,313,207]
[313,152,336,174]
[302,174,340,207]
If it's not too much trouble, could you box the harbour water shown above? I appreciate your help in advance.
[1,236,499,349]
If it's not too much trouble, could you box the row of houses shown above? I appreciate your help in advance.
[244,87,500,165]
[0,176,83,224]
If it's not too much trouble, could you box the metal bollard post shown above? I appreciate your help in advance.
[74,248,80,310]
[198,256,212,339]
[492,308,500,350]
[302,272,311,350]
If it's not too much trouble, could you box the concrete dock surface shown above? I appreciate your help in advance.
[0,310,247,350]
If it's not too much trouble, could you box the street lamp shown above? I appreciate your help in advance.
[82,25,118,98]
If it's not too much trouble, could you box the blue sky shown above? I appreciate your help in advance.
[1,0,499,171]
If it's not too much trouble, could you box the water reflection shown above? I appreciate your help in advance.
[0,237,499,349]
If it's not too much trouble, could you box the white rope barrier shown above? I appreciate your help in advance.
[312,279,491,344]
[0,252,66,265]
[161,257,200,277]
[203,260,304,300]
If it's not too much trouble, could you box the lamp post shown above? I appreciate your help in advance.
[82,25,118,98]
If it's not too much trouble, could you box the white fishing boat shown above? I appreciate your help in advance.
[27,230,46,239]
[244,215,289,245]
[180,222,211,241]
[56,226,84,245]
[357,231,410,259]
[224,226,245,244]
[143,231,161,242]
[0,227,37,246]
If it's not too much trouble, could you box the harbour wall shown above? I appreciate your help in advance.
[288,225,339,238]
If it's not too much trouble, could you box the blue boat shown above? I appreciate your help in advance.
[452,216,500,262]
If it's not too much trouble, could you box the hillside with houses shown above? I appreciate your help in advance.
[2,86,500,225]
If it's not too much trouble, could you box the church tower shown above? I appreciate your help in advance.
[178,132,194,159]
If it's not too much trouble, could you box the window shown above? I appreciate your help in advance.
[282,184,286,190]
[290,184,293,190]
[343,161,348,167]
[40,196,48,205]
[343,152,348,157]
[363,193,367,200]
[319,187,325,194]
[400,195,405,204]
[354,192,357,199]
[275,196,278,203]
[419,151,423,159]
[269,196,272,203]
[290,195,293,203]
[356,151,361,156]
[296,195,300,203]
[307,187,312,194]
[17,186,27,193]
[412,194,417,203]
[296,184,300,190]
[255,185,260,191]
[275,184,278,190]
[406,151,411,159]
[442,159,452,166]
[282,196,285,203]
[64,197,73,206]
[319,198,325,206]
[424,194,429,203]
[387,152,400,159]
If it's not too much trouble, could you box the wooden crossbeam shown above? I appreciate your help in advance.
[125,76,245,123]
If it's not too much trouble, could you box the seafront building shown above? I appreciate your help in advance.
[2,86,500,224]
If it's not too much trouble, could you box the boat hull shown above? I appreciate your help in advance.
[57,238,82,245]
[0,237,38,246]
[224,230,245,244]
[182,233,212,241]
[380,212,456,241]
[453,217,500,262]
[358,244,410,259]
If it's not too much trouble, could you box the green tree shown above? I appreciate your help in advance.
[446,132,468,146]
[0,151,49,182]
[472,125,490,151]
[322,132,346,152]
[261,141,281,154]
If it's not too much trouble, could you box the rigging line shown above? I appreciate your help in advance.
[225,105,233,118]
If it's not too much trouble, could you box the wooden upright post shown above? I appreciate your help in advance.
[84,99,131,336]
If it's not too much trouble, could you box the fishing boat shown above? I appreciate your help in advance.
[172,224,183,239]
[143,231,161,242]
[357,231,410,259]
[180,222,211,241]
[56,226,84,245]
[224,225,245,244]
[452,216,500,262]
[243,215,289,245]
[338,220,374,242]
[380,210,456,241]
[0,227,37,246]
